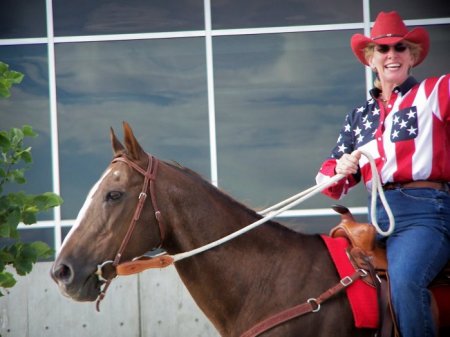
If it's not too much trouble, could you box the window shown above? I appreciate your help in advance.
[0,0,449,252]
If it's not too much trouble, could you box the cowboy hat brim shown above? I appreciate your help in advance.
[351,27,429,67]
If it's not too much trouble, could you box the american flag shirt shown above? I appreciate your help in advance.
[316,75,450,200]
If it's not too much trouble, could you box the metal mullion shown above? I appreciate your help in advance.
[204,0,218,187]
[46,0,62,252]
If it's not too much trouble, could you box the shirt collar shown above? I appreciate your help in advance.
[370,76,419,100]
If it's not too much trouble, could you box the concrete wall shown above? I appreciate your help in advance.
[0,262,218,337]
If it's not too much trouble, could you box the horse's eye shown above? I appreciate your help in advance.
[106,191,123,202]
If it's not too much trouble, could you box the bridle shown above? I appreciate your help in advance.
[95,153,164,311]
[93,150,394,310]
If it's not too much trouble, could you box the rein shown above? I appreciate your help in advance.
[95,154,164,311]
[94,150,395,311]
[115,150,394,276]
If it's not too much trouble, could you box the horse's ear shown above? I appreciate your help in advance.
[122,121,146,160]
[110,127,125,156]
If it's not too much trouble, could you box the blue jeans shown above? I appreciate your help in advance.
[371,188,450,337]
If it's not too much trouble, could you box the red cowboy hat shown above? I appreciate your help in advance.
[351,11,429,67]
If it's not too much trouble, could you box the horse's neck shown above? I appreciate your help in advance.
[173,221,295,334]
[159,168,310,334]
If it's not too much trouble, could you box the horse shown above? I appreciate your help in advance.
[50,122,381,337]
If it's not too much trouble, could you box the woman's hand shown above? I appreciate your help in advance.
[335,150,361,176]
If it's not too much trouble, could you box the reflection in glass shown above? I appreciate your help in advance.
[412,25,450,80]
[370,0,450,20]
[53,0,204,36]
[55,38,209,219]
[18,228,55,261]
[214,31,367,210]
[0,0,47,39]
[0,45,53,221]
[0,228,54,261]
[211,0,363,29]
[280,213,369,234]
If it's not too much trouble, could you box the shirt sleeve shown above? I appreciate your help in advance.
[315,113,361,199]
[439,74,450,122]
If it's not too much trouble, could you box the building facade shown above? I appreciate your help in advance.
[1,0,449,252]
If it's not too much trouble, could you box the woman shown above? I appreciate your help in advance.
[316,11,450,337]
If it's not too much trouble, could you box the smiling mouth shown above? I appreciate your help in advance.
[385,63,401,70]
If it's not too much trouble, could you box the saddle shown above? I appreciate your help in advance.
[329,205,450,336]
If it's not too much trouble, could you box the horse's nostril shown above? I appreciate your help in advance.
[53,263,74,284]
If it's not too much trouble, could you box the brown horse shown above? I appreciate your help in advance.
[51,122,376,337]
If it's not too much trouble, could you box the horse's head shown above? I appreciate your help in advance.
[51,122,163,301]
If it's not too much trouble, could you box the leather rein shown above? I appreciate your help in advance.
[95,154,164,311]
[92,152,376,335]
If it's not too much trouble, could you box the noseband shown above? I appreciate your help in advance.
[95,153,165,310]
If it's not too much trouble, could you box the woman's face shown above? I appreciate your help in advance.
[369,42,415,87]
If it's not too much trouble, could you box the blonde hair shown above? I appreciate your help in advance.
[364,41,422,89]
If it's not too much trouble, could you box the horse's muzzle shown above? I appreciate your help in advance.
[51,261,102,301]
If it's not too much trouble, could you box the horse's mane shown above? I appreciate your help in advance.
[165,160,267,221]
[163,160,307,238]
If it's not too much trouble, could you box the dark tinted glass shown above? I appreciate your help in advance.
[0,45,53,221]
[211,0,363,29]
[0,227,54,260]
[214,31,367,211]
[281,213,369,234]
[0,0,47,38]
[55,38,209,219]
[413,25,450,79]
[371,0,450,20]
[19,228,55,260]
[53,0,204,36]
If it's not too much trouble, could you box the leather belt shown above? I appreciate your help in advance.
[383,180,449,192]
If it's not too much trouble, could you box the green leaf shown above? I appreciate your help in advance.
[22,125,37,137]
[30,241,53,258]
[13,245,35,275]
[0,271,17,288]
[5,70,24,84]
[0,62,8,73]
[9,127,24,147]
[0,223,10,238]
[0,81,11,98]
[19,147,33,163]
[33,193,63,210]
[0,131,10,150]
[11,169,26,184]
[0,249,15,265]
[0,62,24,99]
[21,210,37,225]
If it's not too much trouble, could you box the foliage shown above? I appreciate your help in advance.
[0,62,23,98]
[0,61,63,295]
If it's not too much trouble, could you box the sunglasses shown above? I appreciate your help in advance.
[375,43,408,54]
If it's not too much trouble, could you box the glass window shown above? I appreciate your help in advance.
[214,31,367,211]
[0,45,53,220]
[370,0,450,20]
[413,25,450,80]
[281,213,369,234]
[19,228,55,260]
[0,0,47,39]
[53,0,204,36]
[211,0,363,29]
[55,38,209,219]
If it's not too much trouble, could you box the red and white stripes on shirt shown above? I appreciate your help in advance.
[316,74,450,200]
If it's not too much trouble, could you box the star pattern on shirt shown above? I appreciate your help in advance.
[390,107,418,142]
[331,100,380,158]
